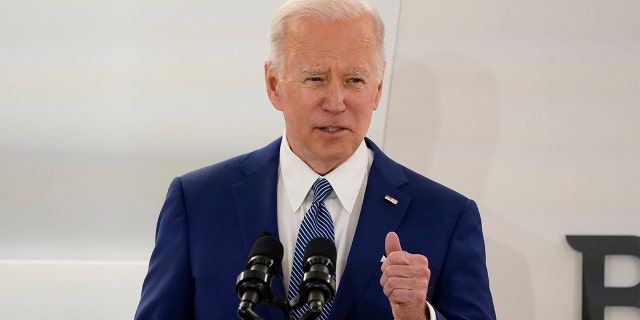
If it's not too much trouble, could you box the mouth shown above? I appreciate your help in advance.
[320,127,343,133]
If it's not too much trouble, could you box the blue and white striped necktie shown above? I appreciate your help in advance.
[288,178,335,320]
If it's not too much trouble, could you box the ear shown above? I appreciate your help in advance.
[264,62,283,111]
[373,79,384,111]
[372,62,386,111]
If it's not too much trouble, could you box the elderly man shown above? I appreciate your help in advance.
[135,0,495,319]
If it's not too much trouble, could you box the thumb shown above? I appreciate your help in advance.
[385,231,403,256]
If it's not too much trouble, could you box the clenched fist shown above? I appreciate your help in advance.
[380,232,431,320]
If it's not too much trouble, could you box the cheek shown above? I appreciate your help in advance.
[350,86,380,104]
[349,94,377,116]
[283,86,317,107]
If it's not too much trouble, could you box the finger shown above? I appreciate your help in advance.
[382,251,421,270]
[382,279,428,303]
[382,262,430,279]
[385,231,402,256]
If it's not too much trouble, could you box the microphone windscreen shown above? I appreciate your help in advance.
[249,232,284,266]
[303,237,337,269]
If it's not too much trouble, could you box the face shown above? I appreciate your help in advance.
[265,15,384,175]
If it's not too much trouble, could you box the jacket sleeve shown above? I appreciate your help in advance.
[135,177,195,319]
[432,199,496,319]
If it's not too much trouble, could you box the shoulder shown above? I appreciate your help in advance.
[178,138,282,189]
[404,165,469,204]
[365,137,471,209]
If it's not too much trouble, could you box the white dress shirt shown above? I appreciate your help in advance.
[277,133,372,293]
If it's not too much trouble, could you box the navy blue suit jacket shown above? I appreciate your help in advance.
[135,137,495,319]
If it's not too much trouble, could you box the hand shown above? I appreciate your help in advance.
[380,232,431,320]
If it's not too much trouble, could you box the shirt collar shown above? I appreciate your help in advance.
[279,133,369,215]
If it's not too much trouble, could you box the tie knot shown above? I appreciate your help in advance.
[311,178,333,204]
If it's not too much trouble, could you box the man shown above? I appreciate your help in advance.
[135,0,496,319]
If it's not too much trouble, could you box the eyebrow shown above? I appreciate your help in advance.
[349,70,370,77]
[301,69,325,76]
[300,69,371,77]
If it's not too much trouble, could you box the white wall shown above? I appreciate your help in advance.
[386,1,639,319]
[1,0,638,319]
[0,0,399,319]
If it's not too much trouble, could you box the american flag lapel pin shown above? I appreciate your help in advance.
[384,195,398,205]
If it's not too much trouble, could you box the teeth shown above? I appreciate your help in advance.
[323,127,341,132]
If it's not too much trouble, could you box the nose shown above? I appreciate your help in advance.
[322,81,347,113]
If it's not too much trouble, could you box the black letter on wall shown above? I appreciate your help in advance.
[566,235,640,320]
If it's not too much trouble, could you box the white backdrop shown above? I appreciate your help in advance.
[386,1,639,319]
[1,0,639,319]
[0,0,400,318]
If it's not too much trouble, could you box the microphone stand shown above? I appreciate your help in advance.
[236,236,335,320]
[284,292,325,320]
[237,301,262,320]
[237,290,294,320]
[238,292,325,320]
[297,298,324,320]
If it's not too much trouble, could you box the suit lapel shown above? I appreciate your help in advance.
[232,139,282,256]
[329,139,410,320]
[231,138,286,320]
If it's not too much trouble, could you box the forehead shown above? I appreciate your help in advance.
[283,15,378,72]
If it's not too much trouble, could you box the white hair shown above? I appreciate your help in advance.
[267,0,386,79]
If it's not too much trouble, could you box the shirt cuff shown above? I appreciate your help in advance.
[426,301,436,320]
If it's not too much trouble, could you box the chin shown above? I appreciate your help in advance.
[317,147,355,165]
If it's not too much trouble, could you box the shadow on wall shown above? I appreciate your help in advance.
[483,220,538,320]
[384,51,536,319]
[384,51,499,199]
[383,52,440,174]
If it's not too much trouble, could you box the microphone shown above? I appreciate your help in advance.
[236,232,284,320]
[297,237,337,319]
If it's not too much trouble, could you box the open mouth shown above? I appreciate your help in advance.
[321,127,343,132]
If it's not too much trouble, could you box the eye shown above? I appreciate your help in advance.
[308,77,323,82]
[348,78,364,84]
